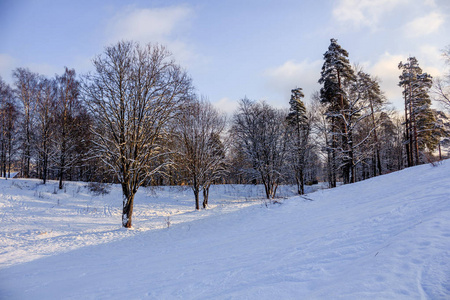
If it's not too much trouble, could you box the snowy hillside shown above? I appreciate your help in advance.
[1,161,449,299]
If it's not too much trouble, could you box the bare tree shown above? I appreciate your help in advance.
[231,98,288,199]
[13,68,40,178]
[35,78,57,184]
[54,67,83,189]
[342,69,387,182]
[433,46,450,112]
[0,77,18,178]
[83,41,192,228]
[310,92,337,187]
[175,97,227,209]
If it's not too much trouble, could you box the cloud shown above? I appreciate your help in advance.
[404,12,445,37]
[27,63,62,78]
[369,48,445,110]
[263,60,322,103]
[107,5,192,43]
[333,0,406,29]
[419,45,444,75]
[0,53,17,83]
[423,0,437,7]
[0,53,68,85]
[105,5,197,67]
[213,97,240,115]
[369,52,405,108]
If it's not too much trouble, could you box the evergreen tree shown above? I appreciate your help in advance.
[318,38,356,185]
[286,88,309,194]
[399,57,438,164]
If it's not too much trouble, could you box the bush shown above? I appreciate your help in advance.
[87,182,111,196]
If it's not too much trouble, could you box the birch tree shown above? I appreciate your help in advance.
[0,77,18,178]
[83,41,191,228]
[13,68,39,178]
[35,78,57,184]
[54,67,85,189]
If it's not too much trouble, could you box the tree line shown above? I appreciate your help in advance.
[1,39,449,227]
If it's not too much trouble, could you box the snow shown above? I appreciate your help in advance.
[0,161,449,299]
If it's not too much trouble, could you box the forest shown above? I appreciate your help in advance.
[1,39,449,227]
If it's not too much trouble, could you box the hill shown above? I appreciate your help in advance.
[0,161,449,299]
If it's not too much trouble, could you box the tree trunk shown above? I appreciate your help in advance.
[43,153,47,184]
[299,168,305,195]
[122,185,135,228]
[202,186,210,209]
[59,164,64,189]
[194,187,200,210]
[296,175,301,195]
[193,175,200,210]
[403,87,412,167]
[369,96,382,176]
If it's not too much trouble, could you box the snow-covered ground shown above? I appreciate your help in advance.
[0,161,449,299]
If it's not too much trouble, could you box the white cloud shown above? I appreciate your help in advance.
[213,97,240,115]
[404,12,445,37]
[423,0,436,7]
[0,54,17,84]
[28,63,62,78]
[369,52,405,109]
[333,0,406,29]
[263,60,322,103]
[419,45,444,76]
[369,49,445,110]
[0,53,69,85]
[105,5,198,67]
[107,6,192,43]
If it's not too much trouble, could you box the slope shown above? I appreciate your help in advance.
[0,161,449,299]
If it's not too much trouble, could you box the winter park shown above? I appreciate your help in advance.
[1,1,450,299]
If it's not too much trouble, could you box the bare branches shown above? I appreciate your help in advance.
[83,41,192,227]
[174,97,228,209]
[231,98,288,199]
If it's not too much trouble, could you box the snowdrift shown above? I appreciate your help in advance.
[0,161,449,299]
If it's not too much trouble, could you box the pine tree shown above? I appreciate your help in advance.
[286,88,309,194]
[399,57,437,165]
[318,38,356,185]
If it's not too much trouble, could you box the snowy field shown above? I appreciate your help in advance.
[0,161,449,299]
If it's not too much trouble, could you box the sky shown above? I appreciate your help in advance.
[1,0,449,113]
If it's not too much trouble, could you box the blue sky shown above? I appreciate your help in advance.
[1,0,449,112]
